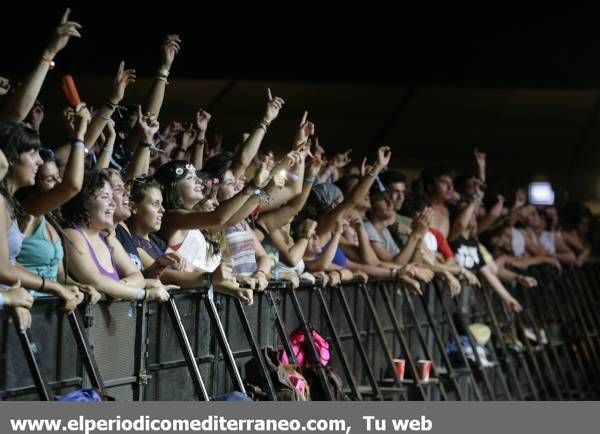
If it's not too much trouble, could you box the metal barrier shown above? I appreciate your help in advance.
[1,265,599,401]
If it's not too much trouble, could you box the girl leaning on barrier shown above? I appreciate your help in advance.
[16,105,101,305]
[0,122,88,331]
[127,175,254,304]
[61,170,172,303]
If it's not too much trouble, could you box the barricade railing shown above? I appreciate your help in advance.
[1,265,598,401]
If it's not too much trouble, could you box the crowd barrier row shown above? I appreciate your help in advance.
[1,265,599,401]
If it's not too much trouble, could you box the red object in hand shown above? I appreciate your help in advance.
[61,75,81,107]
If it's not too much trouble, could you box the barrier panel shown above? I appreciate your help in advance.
[1,265,599,401]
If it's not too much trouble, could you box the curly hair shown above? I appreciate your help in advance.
[61,170,112,228]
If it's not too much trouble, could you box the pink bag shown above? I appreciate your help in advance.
[281,325,330,368]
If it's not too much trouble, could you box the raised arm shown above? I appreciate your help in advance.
[448,197,481,242]
[230,89,285,179]
[317,146,392,240]
[0,9,81,122]
[21,104,90,215]
[84,61,136,152]
[305,222,344,272]
[95,121,116,170]
[125,110,159,180]
[125,35,181,151]
[190,109,211,169]
[474,148,486,184]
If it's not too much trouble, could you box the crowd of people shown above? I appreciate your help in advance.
[0,9,598,334]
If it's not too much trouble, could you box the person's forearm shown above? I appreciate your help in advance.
[85,105,115,151]
[285,239,310,266]
[96,136,115,170]
[392,232,422,266]
[261,182,313,230]
[118,273,145,289]
[190,139,204,170]
[318,232,342,269]
[356,225,381,266]
[425,260,461,275]
[231,125,267,179]
[496,266,518,284]
[220,195,261,229]
[21,140,85,216]
[346,261,392,278]
[477,211,501,235]
[0,58,49,122]
[449,201,478,242]
[157,269,206,288]
[125,144,151,180]
[480,265,514,302]
[256,254,271,278]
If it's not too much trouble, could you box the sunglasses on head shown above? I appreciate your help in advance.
[172,163,197,178]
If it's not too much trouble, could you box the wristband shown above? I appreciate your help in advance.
[102,147,113,153]
[304,176,316,184]
[40,276,46,292]
[257,120,269,131]
[136,288,145,301]
[105,100,118,110]
[72,139,85,150]
[41,53,55,69]
[96,113,113,122]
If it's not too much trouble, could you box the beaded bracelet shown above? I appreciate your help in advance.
[105,100,118,110]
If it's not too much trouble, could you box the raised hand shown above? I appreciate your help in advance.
[73,103,91,140]
[28,101,45,132]
[0,76,10,96]
[253,156,272,188]
[263,88,285,124]
[180,125,198,149]
[293,111,315,148]
[110,61,136,104]
[160,34,182,71]
[307,153,326,177]
[195,109,211,133]
[137,107,160,143]
[474,147,486,170]
[46,8,82,58]
[300,218,318,235]
[376,146,392,168]
[330,149,351,169]
[360,157,373,177]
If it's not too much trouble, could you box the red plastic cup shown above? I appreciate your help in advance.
[393,359,406,380]
[417,360,432,382]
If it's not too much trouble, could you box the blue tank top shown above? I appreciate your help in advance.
[17,216,64,282]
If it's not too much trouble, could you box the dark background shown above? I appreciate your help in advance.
[3,6,600,205]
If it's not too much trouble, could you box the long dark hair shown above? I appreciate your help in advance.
[0,121,41,217]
